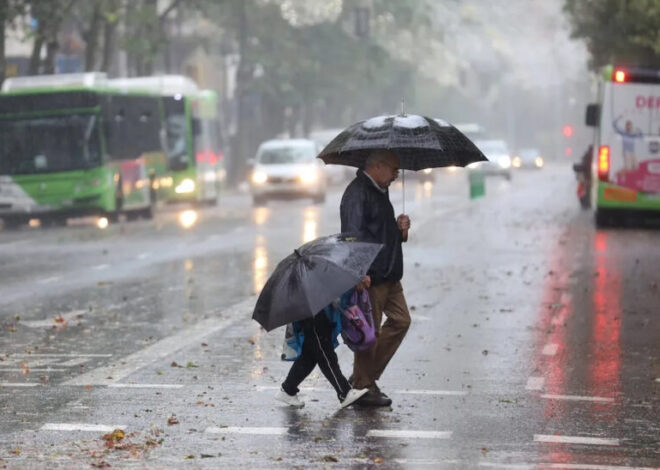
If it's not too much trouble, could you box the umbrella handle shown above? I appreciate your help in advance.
[401,169,408,242]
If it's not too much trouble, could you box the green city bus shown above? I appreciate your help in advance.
[109,76,225,205]
[0,73,165,228]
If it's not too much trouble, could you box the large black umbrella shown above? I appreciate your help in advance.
[317,114,487,170]
[252,234,383,332]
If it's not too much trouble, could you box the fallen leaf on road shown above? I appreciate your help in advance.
[167,416,179,425]
[374,457,384,464]
[186,362,198,368]
[54,316,65,324]
[91,461,111,468]
[321,455,338,462]
[171,361,181,368]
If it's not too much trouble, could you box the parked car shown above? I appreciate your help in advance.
[249,139,327,205]
[309,128,353,184]
[512,148,544,169]
[468,139,512,180]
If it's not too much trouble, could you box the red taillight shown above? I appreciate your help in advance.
[614,69,626,83]
[598,145,610,180]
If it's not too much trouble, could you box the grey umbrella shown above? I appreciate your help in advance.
[252,234,383,332]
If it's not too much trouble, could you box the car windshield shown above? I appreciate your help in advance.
[258,143,316,164]
[0,114,101,175]
[519,149,539,159]
[475,140,508,155]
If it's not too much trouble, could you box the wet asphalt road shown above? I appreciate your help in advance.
[1,164,660,469]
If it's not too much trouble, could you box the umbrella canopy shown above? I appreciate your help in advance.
[252,234,383,332]
[317,114,487,171]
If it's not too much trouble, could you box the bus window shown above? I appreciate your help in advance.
[0,114,101,175]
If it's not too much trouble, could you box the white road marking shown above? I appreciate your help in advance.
[534,434,619,446]
[63,297,256,385]
[541,394,614,403]
[479,463,533,469]
[396,390,468,396]
[367,430,452,439]
[19,310,86,328]
[108,383,184,389]
[41,423,126,432]
[205,426,288,435]
[58,358,91,367]
[93,264,110,270]
[256,386,467,396]
[7,354,112,357]
[0,383,40,387]
[37,276,60,284]
[0,368,67,372]
[137,252,151,260]
[542,343,559,356]
[526,376,545,391]
[542,464,660,470]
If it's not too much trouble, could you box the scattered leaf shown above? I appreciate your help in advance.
[374,457,384,464]
[186,362,198,368]
[167,416,179,425]
[321,455,338,462]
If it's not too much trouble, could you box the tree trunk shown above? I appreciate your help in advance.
[100,20,117,72]
[44,40,58,74]
[29,37,44,75]
[84,2,102,71]
[0,5,6,87]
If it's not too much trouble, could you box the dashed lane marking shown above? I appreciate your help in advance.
[526,376,545,391]
[37,276,60,284]
[93,264,110,270]
[366,430,452,439]
[58,358,91,367]
[19,310,86,328]
[6,354,112,357]
[137,252,151,260]
[108,383,184,389]
[41,423,126,432]
[205,426,288,435]
[0,368,67,372]
[0,383,40,387]
[396,390,468,396]
[541,464,659,470]
[534,434,619,446]
[541,394,614,403]
[256,386,467,396]
[63,296,256,386]
[542,343,559,356]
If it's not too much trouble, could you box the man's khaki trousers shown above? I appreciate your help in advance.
[352,280,411,389]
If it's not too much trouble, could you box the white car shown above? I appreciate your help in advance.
[469,139,512,180]
[249,139,327,205]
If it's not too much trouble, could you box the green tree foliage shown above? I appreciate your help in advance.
[564,0,660,69]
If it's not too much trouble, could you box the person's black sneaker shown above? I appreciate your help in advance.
[355,389,392,407]
[372,383,390,400]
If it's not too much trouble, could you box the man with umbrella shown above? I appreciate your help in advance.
[340,150,410,407]
[320,114,487,407]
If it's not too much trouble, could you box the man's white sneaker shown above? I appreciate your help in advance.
[339,388,369,409]
[275,388,305,408]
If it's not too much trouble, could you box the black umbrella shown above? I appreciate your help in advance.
[252,234,383,332]
[317,114,487,170]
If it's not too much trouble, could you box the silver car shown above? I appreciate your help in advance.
[249,139,327,205]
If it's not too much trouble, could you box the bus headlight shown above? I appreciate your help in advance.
[299,168,319,184]
[175,178,196,194]
[252,171,268,185]
[535,157,544,168]
[512,157,522,168]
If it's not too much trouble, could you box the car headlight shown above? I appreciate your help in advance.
[512,157,521,168]
[175,178,196,194]
[422,168,432,175]
[535,157,544,167]
[299,168,319,184]
[251,171,268,185]
[497,156,511,169]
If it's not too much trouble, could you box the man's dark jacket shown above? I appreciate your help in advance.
[340,170,403,285]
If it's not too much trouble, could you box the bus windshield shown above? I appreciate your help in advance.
[0,114,101,175]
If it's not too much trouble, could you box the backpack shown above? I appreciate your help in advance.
[340,289,376,352]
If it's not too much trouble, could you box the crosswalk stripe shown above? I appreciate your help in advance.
[534,434,619,446]
[41,423,126,432]
[205,426,287,435]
